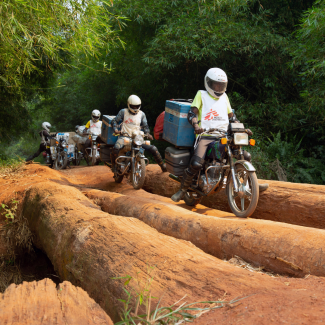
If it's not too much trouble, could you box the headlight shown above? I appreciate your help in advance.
[134,135,144,146]
[234,133,249,145]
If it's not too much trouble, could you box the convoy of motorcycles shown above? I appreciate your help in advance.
[44,99,259,218]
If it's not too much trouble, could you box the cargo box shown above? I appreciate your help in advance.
[56,132,69,143]
[163,100,195,147]
[165,146,191,176]
[100,145,113,164]
[101,115,118,145]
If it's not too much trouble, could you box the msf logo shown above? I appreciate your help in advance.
[124,118,134,124]
[204,109,219,121]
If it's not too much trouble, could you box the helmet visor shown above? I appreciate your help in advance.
[206,76,227,94]
[92,115,99,121]
[129,104,141,111]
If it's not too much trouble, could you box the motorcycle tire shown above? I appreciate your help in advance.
[91,151,96,166]
[73,149,81,166]
[54,151,68,170]
[226,164,259,218]
[131,158,146,190]
[184,191,202,206]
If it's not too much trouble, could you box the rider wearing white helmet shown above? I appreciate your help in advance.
[85,109,102,135]
[83,110,103,162]
[26,122,55,165]
[171,68,268,202]
[110,95,167,173]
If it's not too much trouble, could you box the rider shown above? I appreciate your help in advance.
[111,95,167,173]
[83,109,102,156]
[171,68,269,202]
[26,122,54,165]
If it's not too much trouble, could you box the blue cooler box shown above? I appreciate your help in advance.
[163,100,195,147]
[101,115,118,145]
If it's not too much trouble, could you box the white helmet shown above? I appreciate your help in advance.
[92,109,101,122]
[127,95,141,114]
[42,122,51,132]
[204,68,228,98]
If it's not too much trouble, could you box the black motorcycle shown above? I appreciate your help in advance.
[49,133,68,170]
[114,130,150,189]
[167,123,259,218]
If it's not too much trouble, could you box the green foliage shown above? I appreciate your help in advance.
[0,200,19,223]
[2,0,325,184]
[0,0,124,88]
[0,0,125,140]
[251,132,325,184]
[113,268,239,325]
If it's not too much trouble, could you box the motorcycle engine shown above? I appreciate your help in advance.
[198,163,223,194]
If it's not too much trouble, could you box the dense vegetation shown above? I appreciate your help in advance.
[1,0,325,184]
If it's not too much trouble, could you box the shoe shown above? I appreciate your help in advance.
[171,189,186,202]
[259,183,269,192]
[171,169,195,202]
[159,162,167,172]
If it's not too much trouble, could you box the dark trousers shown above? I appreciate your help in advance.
[26,143,47,161]
[142,144,164,165]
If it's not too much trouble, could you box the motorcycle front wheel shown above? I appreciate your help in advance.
[131,158,146,190]
[54,151,68,170]
[226,164,259,218]
[91,149,96,166]
[73,148,81,166]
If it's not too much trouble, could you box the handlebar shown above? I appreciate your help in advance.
[196,127,227,135]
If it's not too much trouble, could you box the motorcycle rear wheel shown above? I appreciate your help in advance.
[131,158,146,190]
[226,164,259,218]
[91,150,96,166]
[184,191,202,206]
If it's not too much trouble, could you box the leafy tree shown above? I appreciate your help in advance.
[0,0,124,141]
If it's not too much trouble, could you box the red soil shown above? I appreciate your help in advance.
[2,163,325,324]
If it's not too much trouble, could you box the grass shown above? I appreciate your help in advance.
[113,266,244,325]
[0,158,25,178]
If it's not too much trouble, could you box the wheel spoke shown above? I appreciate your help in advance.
[243,172,249,185]
[241,198,245,211]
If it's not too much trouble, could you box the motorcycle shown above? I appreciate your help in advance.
[113,130,150,189]
[168,123,259,218]
[85,132,101,166]
[49,134,68,170]
[70,144,84,166]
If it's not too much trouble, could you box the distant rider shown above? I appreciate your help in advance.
[26,122,54,165]
[83,109,102,157]
[171,68,268,202]
[111,95,167,173]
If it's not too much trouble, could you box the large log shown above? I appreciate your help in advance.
[21,181,325,324]
[85,188,325,277]
[0,278,113,325]
[142,165,325,229]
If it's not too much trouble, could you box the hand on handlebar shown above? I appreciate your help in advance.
[114,129,121,135]
[245,129,253,136]
[194,124,205,135]
[147,134,153,140]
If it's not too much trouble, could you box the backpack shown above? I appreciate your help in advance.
[154,111,165,140]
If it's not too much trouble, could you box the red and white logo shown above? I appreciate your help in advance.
[124,118,134,124]
[204,109,219,121]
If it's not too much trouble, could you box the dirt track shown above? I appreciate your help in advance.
[1,164,325,324]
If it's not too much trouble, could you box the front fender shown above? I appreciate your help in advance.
[235,160,256,172]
